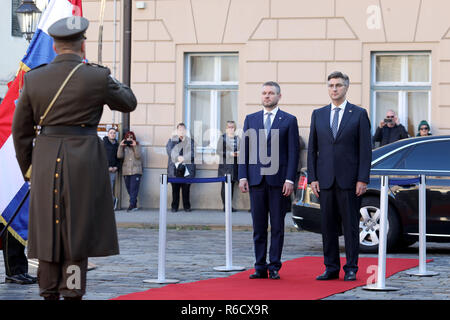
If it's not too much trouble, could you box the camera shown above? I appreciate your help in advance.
[124,140,132,146]
[384,118,393,124]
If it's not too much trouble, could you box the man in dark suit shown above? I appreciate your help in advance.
[239,81,299,280]
[307,71,372,281]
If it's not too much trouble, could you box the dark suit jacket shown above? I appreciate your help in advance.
[238,108,300,187]
[307,102,372,190]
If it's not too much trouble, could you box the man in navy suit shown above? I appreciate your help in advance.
[239,81,299,280]
[308,72,372,281]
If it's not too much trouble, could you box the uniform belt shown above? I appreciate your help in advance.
[40,126,98,136]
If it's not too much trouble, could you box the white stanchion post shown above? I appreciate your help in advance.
[407,174,439,277]
[214,174,245,272]
[363,175,399,291]
[143,174,179,284]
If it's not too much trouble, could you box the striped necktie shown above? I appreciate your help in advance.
[331,107,341,139]
[264,112,272,137]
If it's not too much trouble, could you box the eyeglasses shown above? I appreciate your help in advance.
[386,116,394,119]
[420,127,429,131]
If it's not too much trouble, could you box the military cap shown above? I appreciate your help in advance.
[48,16,89,41]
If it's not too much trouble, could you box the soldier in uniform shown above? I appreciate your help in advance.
[12,17,137,300]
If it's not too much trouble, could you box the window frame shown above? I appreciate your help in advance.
[370,51,432,135]
[184,52,239,153]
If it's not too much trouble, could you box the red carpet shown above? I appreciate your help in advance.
[113,257,421,300]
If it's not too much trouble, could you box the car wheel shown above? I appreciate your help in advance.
[359,196,401,253]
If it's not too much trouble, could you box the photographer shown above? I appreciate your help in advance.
[166,123,196,212]
[373,109,409,147]
[117,131,142,212]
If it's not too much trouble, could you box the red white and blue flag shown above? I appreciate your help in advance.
[0,0,83,245]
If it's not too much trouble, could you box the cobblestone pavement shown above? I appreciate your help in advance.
[0,224,448,300]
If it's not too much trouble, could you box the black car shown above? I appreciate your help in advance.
[292,135,450,253]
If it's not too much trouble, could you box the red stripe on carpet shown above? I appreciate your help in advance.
[112,257,422,300]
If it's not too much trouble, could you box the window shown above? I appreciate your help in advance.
[185,53,239,152]
[372,148,408,169]
[11,0,22,37]
[401,141,450,171]
[371,52,431,137]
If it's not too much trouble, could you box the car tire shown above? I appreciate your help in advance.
[359,196,402,253]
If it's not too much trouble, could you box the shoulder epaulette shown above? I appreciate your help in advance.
[28,63,48,72]
[87,62,107,69]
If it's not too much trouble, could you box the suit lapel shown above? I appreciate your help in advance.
[335,103,354,141]
[268,109,285,141]
[257,110,265,131]
[323,104,334,141]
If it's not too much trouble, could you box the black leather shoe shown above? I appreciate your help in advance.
[171,208,178,212]
[344,271,357,281]
[184,208,192,212]
[269,270,280,280]
[5,274,35,285]
[249,270,268,279]
[22,273,37,283]
[316,270,339,280]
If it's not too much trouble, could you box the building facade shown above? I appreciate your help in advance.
[0,0,28,97]
[82,0,450,209]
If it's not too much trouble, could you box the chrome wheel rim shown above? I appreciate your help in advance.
[359,205,388,247]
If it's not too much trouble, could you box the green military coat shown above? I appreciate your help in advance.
[12,53,137,262]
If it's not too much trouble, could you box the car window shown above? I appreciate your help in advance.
[372,148,408,169]
[400,141,450,171]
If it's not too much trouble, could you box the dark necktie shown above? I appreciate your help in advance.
[331,108,341,139]
[264,112,272,137]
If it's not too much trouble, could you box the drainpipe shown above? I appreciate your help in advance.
[122,0,132,135]
[112,0,117,125]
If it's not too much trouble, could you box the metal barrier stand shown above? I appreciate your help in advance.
[144,174,245,284]
[363,175,399,291]
[364,172,440,291]
[143,174,179,284]
[406,175,439,277]
[214,174,245,272]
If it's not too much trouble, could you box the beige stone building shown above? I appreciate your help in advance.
[82,0,450,209]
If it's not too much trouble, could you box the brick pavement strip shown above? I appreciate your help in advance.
[0,227,448,300]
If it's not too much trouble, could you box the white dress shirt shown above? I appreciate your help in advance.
[330,100,347,130]
[264,106,279,128]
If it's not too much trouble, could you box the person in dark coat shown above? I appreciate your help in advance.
[372,109,409,147]
[11,17,137,300]
[103,127,120,209]
[216,120,240,211]
[166,123,196,212]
